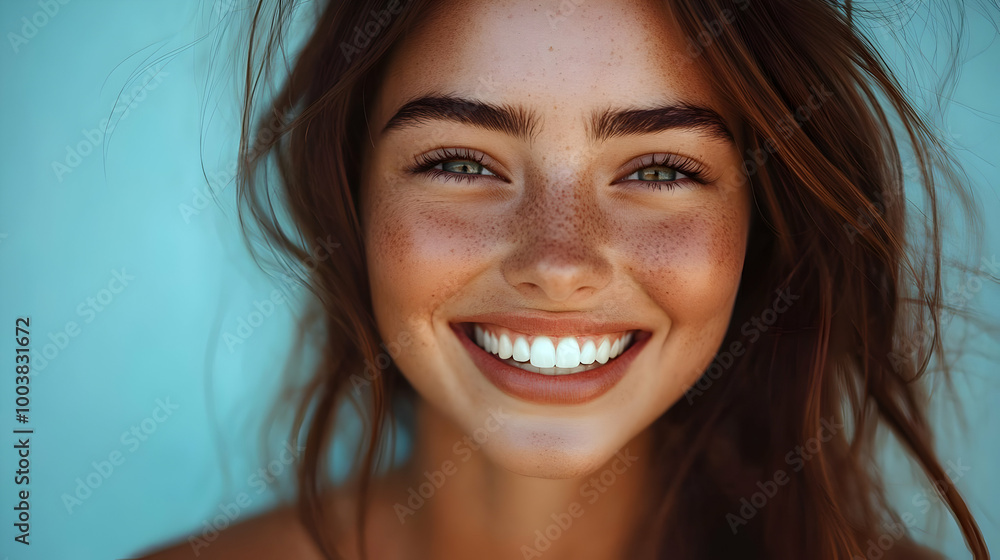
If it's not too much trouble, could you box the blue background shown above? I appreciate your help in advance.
[0,1,997,558]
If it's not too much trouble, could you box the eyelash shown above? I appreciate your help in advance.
[409,149,708,191]
[410,148,501,185]
[618,153,707,190]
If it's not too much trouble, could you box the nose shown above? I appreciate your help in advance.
[501,170,613,304]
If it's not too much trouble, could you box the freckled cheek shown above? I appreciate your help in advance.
[619,213,747,322]
[367,199,499,322]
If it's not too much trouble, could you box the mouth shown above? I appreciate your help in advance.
[468,322,635,374]
[450,318,651,405]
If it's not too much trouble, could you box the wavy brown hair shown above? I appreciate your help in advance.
[231,0,992,558]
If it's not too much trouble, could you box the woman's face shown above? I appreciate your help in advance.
[361,0,750,477]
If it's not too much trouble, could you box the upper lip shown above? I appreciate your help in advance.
[451,310,645,337]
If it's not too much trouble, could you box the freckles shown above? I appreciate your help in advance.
[368,177,494,269]
[409,206,500,267]
[622,209,745,312]
[625,215,706,284]
[504,173,611,270]
[370,190,502,314]
[367,189,413,271]
[713,207,749,276]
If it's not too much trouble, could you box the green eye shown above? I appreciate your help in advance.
[629,166,680,182]
[439,160,496,176]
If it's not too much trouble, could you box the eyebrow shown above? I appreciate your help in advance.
[589,104,734,143]
[381,95,734,144]
[381,95,541,142]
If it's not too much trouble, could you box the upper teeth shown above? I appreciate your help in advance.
[472,323,635,375]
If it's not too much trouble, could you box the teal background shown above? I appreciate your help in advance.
[0,1,997,558]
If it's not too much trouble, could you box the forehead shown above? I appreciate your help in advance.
[371,0,729,132]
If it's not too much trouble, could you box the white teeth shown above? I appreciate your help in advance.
[555,337,581,368]
[580,340,596,365]
[595,339,611,364]
[529,336,556,368]
[498,333,513,359]
[471,324,636,375]
[512,336,531,362]
[497,358,598,375]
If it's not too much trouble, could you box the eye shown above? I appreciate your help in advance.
[410,147,505,184]
[439,160,496,176]
[616,153,706,191]
[625,166,687,182]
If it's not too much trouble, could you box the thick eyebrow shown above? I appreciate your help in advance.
[381,95,541,142]
[380,95,733,144]
[588,104,734,143]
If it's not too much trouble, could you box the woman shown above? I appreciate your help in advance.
[143,0,991,557]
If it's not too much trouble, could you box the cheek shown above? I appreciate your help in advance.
[619,204,747,325]
[365,190,499,336]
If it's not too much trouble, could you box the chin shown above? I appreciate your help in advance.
[460,407,641,480]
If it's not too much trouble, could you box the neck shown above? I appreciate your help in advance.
[400,400,655,560]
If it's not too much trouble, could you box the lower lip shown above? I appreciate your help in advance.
[451,323,649,405]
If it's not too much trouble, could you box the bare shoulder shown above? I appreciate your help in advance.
[134,504,327,560]
[134,479,411,560]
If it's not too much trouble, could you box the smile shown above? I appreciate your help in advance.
[471,323,635,375]
[450,316,651,405]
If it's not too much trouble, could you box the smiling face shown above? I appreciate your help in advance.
[360,0,751,478]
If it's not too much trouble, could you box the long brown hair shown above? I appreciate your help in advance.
[231,0,992,557]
